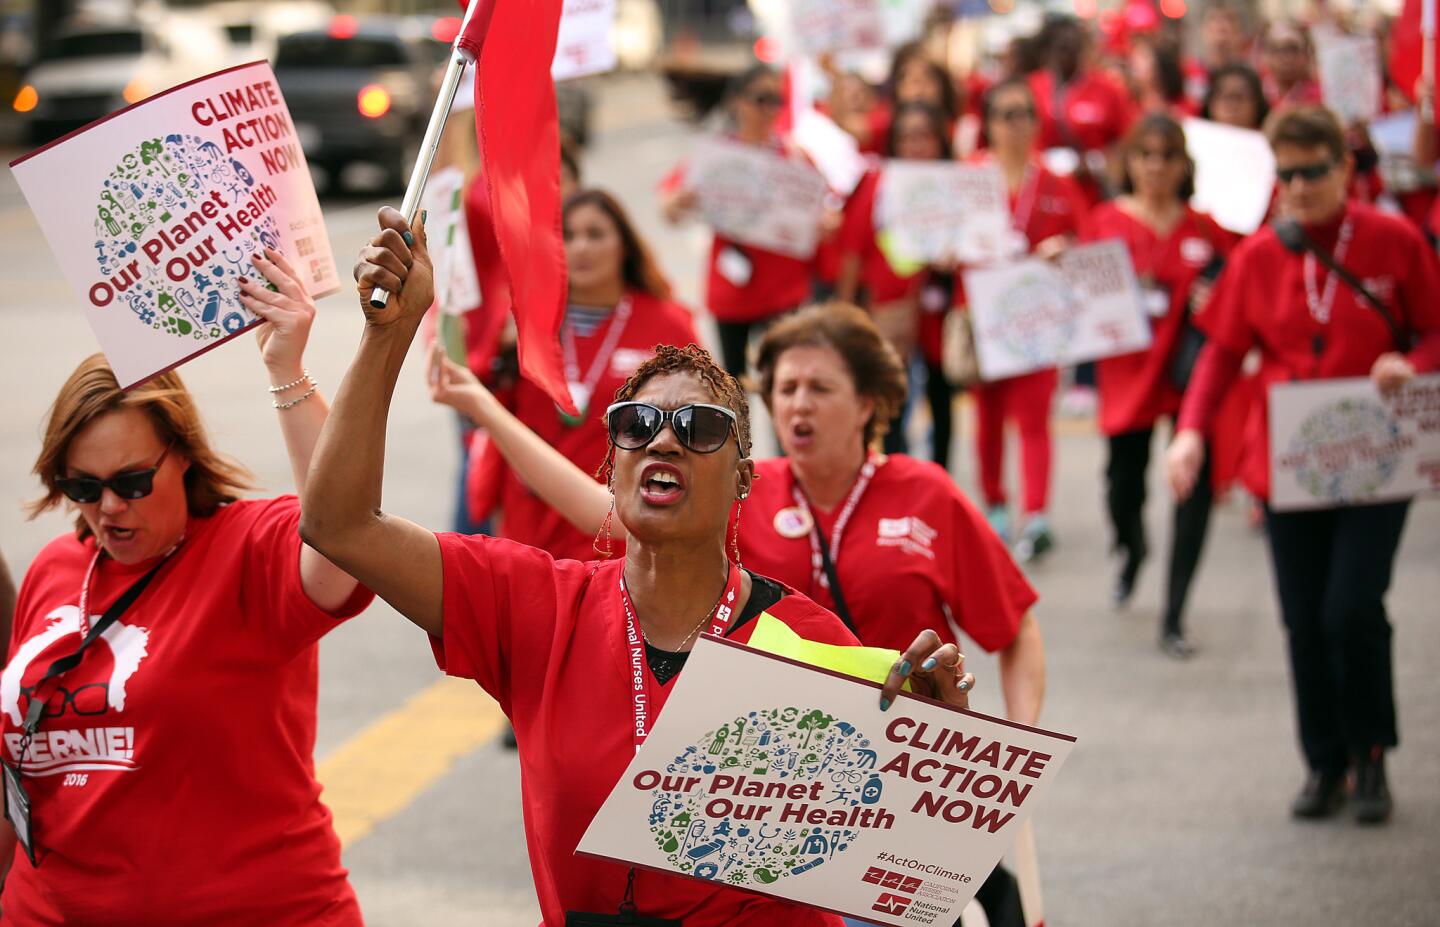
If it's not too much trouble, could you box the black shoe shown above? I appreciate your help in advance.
[1159,632,1195,660]
[1111,544,1146,608]
[1352,748,1392,825]
[1291,770,1346,819]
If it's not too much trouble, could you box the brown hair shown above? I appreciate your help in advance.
[598,344,752,483]
[563,188,672,302]
[753,303,908,450]
[1119,112,1196,202]
[29,353,254,539]
[1264,104,1346,162]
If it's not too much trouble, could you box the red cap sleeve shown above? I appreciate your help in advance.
[942,488,1037,653]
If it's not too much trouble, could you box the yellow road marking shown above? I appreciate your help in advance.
[317,676,507,846]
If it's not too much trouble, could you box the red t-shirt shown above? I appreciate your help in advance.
[1,497,371,926]
[662,147,816,324]
[838,167,925,304]
[430,535,856,927]
[1028,68,1135,154]
[1188,202,1440,498]
[1082,204,1236,435]
[488,291,700,559]
[738,455,1035,655]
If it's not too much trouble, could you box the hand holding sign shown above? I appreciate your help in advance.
[239,247,315,377]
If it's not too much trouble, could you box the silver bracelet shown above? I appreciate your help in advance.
[274,385,318,410]
[268,369,312,394]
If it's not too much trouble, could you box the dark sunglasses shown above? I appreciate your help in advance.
[1276,160,1334,184]
[55,444,172,504]
[746,92,784,108]
[992,106,1036,124]
[606,402,739,455]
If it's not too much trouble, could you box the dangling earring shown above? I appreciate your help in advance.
[594,495,616,559]
[730,496,746,566]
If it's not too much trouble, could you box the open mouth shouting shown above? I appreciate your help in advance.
[639,462,686,506]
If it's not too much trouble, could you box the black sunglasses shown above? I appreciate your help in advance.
[606,402,739,455]
[1276,160,1334,184]
[55,444,173,504]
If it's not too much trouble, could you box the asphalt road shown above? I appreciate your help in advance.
[0,73,1436,926]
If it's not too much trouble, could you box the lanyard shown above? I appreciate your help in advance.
[560,295,634,420]
[1010,163,1040,238]
[791,452,882,596]
[1303,216,1354,325]
[618,562,742,750]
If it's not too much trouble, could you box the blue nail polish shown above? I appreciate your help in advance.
[922,657,937,672]
[421,208,428,224]
[899,660,912,677]
[958,680,971,692]
[880,697,891,712]
[402,230,415,247]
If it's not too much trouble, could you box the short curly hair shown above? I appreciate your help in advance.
[597,344,752,481]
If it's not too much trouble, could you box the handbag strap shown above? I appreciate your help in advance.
[22,561,166,733]
[813,527,858,636]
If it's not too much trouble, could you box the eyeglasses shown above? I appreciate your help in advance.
[606,402,739,455]
[991,106,1036,124]
[746,92,784,109]
[1276,160,1334,184]
[55,444,172,504]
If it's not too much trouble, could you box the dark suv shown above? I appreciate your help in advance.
[273,17,446,192]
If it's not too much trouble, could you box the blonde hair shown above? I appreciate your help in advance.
[29,353,254,539]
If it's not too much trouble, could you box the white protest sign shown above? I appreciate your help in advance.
[787,0,886,55]
[687,138,829,259]
[965,239,1153,381]
[1183,117,1275,235]
[792,108,869,197]
[1315,32,1382,125]
[10,61,337,389]
[1268,374,1440,511]
[552,0,618,81]
[421,166,481,316]
[875,160,1013,264]
[578,636,1075,924]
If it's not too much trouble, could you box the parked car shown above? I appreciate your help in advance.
[272,16,445,193]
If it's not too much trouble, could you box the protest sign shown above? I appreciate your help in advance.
[875,161,1013,264]
[965,239,1152,381]
[1269,374,1440,511]
[578,635,1075,925]
[9,61,336,389]
[1182,117,1275,235]
[792,108,869,197]
[1315,32,1383,125]
[421,166,481,317]
[787,0,886,55]
[552,0,618,81]
[687,139,829,259]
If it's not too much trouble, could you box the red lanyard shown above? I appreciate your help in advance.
[618,562,742,750]
[76,549,103,637]
[791,453,882,596]
[1303,216,1354,325]
[560,295,634,418]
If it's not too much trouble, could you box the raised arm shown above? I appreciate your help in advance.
[240,248,361,613]
[428,350,619,539]
[299,208,445,635]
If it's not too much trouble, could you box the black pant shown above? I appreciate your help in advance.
[924,359,956,470]
[1264,500,1409,775]
[1105,427,1213,634]
[716,320,756,379]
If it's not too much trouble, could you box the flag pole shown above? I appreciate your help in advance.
[370,0,496,310]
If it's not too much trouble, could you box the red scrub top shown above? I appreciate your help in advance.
[488,291,699,559]
[738,455,1036,656]
[1028,68,1135,155]
[1,497,371,927]
[1180,202,1440,499]
[431,535,856,927]
[1082,203,1236,436]
[838,167,925,304]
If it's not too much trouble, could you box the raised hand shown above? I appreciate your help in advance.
[354,206,433,329]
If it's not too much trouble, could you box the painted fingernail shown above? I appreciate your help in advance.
[958,680,971,692]
[420,208,428,224]
[250,252,261,263]
[879,698,891,712]
[402,230,415,247]
[921,657,937,672]
[899,660,912,677]
[237,276,249,284]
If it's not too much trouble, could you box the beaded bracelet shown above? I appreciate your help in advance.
[268,369,312,394]
[274,385,317,411]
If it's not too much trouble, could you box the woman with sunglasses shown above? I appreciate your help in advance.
[460,188,698,561]
[963,78,1087,559]
[660,64,814,377]
[304,210,973,926]
[1,251,370,924]
[1080,113,1236,658]
[1168,106,1440,823]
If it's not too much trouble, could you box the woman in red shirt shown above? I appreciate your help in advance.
[469,189,699,561]
[966,78,1088,560]
[1169,106,1440,824]
[1082,113,1236,657]
[661,65,813,377]
[2,251,370,925]
[307,212,974,927]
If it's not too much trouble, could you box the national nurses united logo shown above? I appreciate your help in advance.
[639,707,887,887]
[1280,397,1413,503]
[89,133,279,342]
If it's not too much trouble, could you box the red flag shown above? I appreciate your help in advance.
[458,0,574,414]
